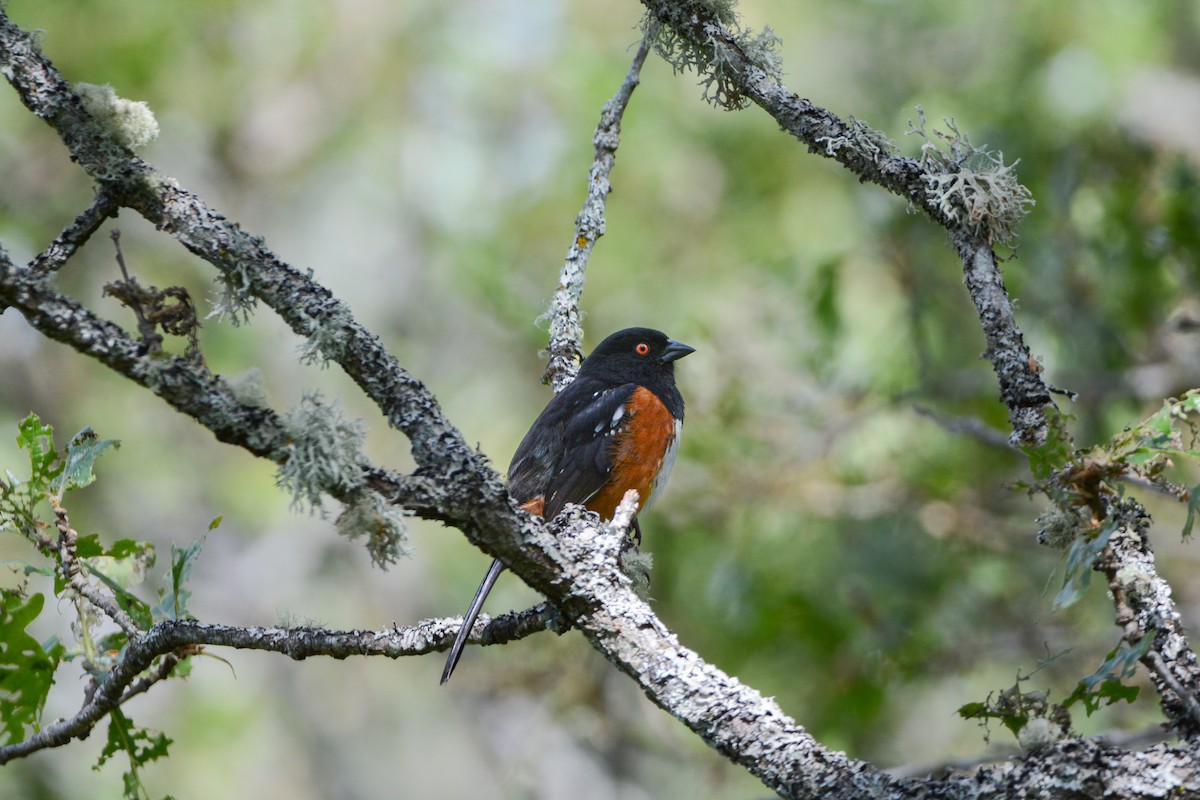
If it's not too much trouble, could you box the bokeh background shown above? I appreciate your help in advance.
[2,1,1200,797]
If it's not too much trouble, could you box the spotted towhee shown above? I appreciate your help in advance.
[440,327,695,684]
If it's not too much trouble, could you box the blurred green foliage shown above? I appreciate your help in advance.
[2,0,1200,797]
[0,415,185,800]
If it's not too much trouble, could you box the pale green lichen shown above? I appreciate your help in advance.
[226,367,268,407]
[335,489,411,568]
[816,117,898,164]
[1035,506,1083,550]
[277,611,324,629]
[641,1,782,110]
[1016,716,1065,752]
[206,260,257,326]
[908,107,1035,247]
[74,82,159,149]
[276,392,366,513]
[297,305,352,368]
[618,545,654,600]
[1114,561,1155,599]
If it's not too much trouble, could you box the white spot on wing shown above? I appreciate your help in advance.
[594,394,627,434]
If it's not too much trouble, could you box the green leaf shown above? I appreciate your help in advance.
[89,568,155,631]
[122,771,141,800]
[152,536,207,622]
[58,537,156,627]
[1184,485,1200,540]
[3,415,59,532]
[16,414,62,489]
[0,559,56,578]
[1096,677,1139,705]
[74,532,105,559]
[1000,714,1028,737]
[956,701,988,718]
[95,631,131,659]
[1052,522,1114,611]
[1064,640,1149,715]
[1022,407,1075,481]
[0,590,65,745]
[82,538,155,629]
[53,427,120,496]
[171,656,193,679]
[95,707,172,799]
[1065,675,1139,715]
[85,539,156,589]
[1122,447,1162,467]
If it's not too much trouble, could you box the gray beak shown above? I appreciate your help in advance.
[660,339,696,363]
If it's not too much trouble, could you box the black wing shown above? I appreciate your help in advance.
[444,381,634,685]
[507,380,635,519]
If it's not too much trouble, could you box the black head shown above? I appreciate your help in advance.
[577,327,695,386]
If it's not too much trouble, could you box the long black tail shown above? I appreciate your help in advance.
[440,558,505,685]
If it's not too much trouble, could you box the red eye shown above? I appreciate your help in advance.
[635,343,650,355]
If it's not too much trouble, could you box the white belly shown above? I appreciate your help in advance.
[643,417,682,512]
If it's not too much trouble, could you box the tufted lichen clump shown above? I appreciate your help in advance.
[640,0,782,110]
[276,392,366,513]
[74,82,159,150]
[908,107,1035,247]
[336,488,411,568]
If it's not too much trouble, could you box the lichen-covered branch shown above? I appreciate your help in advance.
[0,245,294,461]
[637,0,1051,447]
[542,40,649,390]
[479,504,1200,800]
[0,14,473,474]
[27,187,118,276]
[953,239,1051,448]
[1098,497,1200,737]
[0,241,417,563]
[0,615,520,766]
[633,0,1200,775]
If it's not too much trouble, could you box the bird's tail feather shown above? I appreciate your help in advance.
[440,558,505,685]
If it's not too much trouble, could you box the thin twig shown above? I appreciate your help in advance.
[54,501,143,639]
[117,652,182,705]
[107,228,159,347]
[542,39,650,391]
[0,613,550,765]
[1146,649,1200,732]
[26,187,118,275]
[913,405,1015,450]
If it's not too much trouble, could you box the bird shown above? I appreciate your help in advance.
[440,326,694,684]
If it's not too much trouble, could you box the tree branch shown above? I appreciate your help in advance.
[0,614,537,766]
[637,0,1052,448]
[952,238,1051,448]
[1098,498,1200,737]
[912,404,1015,451]
[27,186,118,276]
[631,0,1200,780]
[0,246,295,462]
